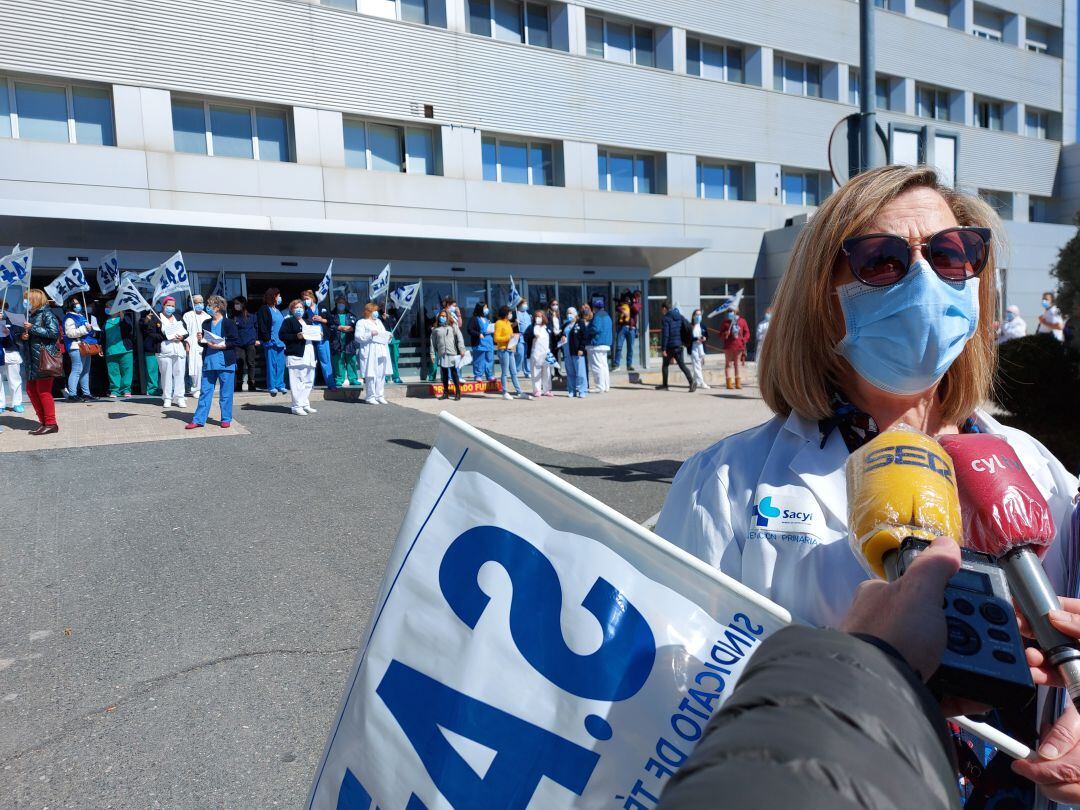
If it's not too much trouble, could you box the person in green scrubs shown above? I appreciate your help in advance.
[103,310,135,398]
[330,296,360,387]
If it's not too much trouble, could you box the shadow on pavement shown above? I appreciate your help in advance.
[387,438,432,451]
[709,392,760,400]
[539,458,681,484]
[240,403,295,414]
[0,416,44,431]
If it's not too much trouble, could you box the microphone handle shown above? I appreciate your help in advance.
[1002,547,1080,708]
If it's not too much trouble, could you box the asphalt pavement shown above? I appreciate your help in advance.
[0,397,676,809]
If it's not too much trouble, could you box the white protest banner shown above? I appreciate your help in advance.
[97,251,120,295]
[508,275,522,308]
[122,266,160,293]
[209,269,227,300]
[107,275,151,316]
[707,288,743,319]
[307,412,793,810]
[44,260,91,305]
[0,246,33,291]
[151,251,190,303]
[316,261,334,303]
[389,282,420,313]
[369,263,390,300]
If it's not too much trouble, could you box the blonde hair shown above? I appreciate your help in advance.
[759,165,1002,426]
[27,288,48,312]
[363,302,379,318]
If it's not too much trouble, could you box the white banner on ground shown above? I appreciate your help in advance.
[44,260,91,304]
[307,412,793,810]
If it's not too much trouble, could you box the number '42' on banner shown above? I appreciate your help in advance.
[306,412,793,810]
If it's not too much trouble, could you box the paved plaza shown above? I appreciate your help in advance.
[0,375,772,808]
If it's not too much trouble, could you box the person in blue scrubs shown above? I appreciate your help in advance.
[257,287,287,396]
[302,289,337,390]
[187,295,238,429]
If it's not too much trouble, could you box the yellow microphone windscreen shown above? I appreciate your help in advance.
[846,427,963,579]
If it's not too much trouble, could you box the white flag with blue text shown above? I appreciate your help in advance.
[0,247,33,291]
[44,260,91,304]
[122,266,160,293]
[97,251,121,295]
[316,261,334,303]
[307,412,792,810]
[369,263,390,300]
[389,282,420,313]
[151,251,191,304]
[107,274,152,316]
[707,288,743,319]
[209,269,227,300]
[508,275,522,308]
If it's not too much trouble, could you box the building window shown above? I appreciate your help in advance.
[1025,109,1049,139]
[1025,22,1052,54]
[321,0,427,23]
[686,37,744,83]
[0,77,115,146]
[598,148,658,194]
[971,4,1004,41]
[933,133,957,187]
[343,119,437,174]
[482,135,554,185]
[978,189,1013,220]
[974,98,1003,131]
[696,161,743,200]
[916,84,951,121]
[585,15,654,67]
[773,55,821,98]
[468,0,550,46]
[1029,196,1051,223]
[171,98,290,161]
[781,169,820,206]
[849,70,892,110]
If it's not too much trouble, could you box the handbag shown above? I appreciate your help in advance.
[38,342,63,377]
[78,341,102,357]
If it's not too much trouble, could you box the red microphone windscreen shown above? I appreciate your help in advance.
[938,433,1056,558]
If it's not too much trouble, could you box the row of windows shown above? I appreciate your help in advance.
[0,77,114,146]
[468,0,550,47]
[876,0,1061,56]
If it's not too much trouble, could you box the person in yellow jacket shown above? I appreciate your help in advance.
[493,306,525,400]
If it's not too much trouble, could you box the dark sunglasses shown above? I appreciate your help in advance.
[841,226,991,287]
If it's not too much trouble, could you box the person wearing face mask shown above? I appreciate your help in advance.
[156,296,188,408]
[187,295,239,429]
[256,288,288,397]
[102,306,136,399]
[524,309,554,398]
[493,305,525,400]
[561,306,588,398]
[755,307,773,359]
[139,309,163,398]
[0,302,25,415]
[330,296,359,388]
[19,289,62,435]
[429,307,466,401]
[279,299,317,415]
[1036,291,1065,341]
[584,300,613,393]
[467,302,495,383]
[62,298,99,401]
[183,295,210,398]
[231,296,259,392]
[689,308,710,390]
[546,300,563,381]
[996,304,1027,344]
[302,289,337,391]
[382,302,404,385]
[512,300,530,376]
[719,306,749,390]
[657,302,695,392]
[354,302,392,404]
[656,165,1078,662]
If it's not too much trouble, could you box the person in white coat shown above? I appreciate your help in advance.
[689,308,710,389]
[996,304,1027,343]
[656,166,1080,793]
[1037,291,1065,341]
[157,296,188,408]
[354,302,391,404]
[279,299,317,415]
[183,294,210,397]
[0,305,24,414]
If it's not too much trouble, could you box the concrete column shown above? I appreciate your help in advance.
[440,125,480,180]
[318,110,346,168]
[754,162,781,204]
[1004,101,1023,134]
[1013,192,1030,222]
[672,27,687,74]
[137,87,174,153]
[565,4,587,56]
[823,61,848,103]
[112,85,146,151]
[948,0,973,32]
[444,0,467,33]
[665,153,696,198]
[291,107,322,165]
[898,77,916,115]
[745,45,773,88]
[1065,1,1078,143]
[1002,13,1024,46]
[670,275,700,314]
[561,140,598,190]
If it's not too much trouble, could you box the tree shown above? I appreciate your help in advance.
[1050,213,1080,315]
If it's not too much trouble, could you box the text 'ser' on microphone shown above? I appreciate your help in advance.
[847,427,1034,707]
[939,433,1080,709]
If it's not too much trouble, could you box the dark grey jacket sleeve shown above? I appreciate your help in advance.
[658,626,960,810]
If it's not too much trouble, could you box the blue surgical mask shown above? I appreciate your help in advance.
[1005,311,1016,322]
[1042,300,1052,310]
[74,303,82,313]
[306,300,315,309]
[22,299,29,311]
[693,315,701,323]
[438,316,447,325]
[336,303,346,313]
[276,296,282,306]
[726,311,736,321]
[764,312,772,321]
[835,259,980,396]
[164,306,176,315]
[194,303,205,312]
[292,307,304,318]
[483,307,489,316]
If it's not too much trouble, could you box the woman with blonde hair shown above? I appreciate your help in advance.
[655,164,1080,798]
[19,288,61,435]
[354,302,391,404]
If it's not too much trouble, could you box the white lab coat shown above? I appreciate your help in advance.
[656,408,1079,629]
[182,310,210,376]
[354,317,391,378]
[1037,305,1065,342]
[997,316,1027,343]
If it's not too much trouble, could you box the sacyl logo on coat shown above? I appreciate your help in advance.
[751,496,813,528]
